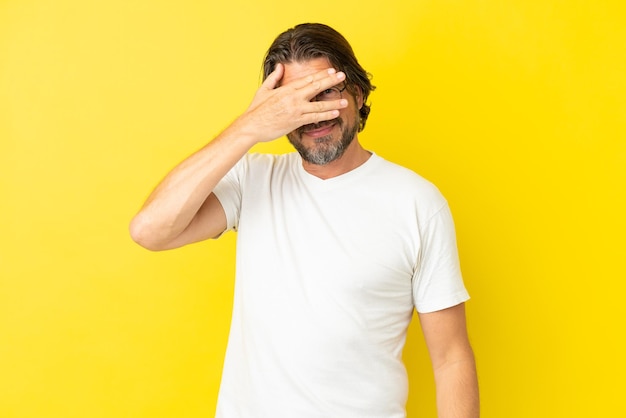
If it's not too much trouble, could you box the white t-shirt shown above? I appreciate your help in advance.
[212,152,469,418]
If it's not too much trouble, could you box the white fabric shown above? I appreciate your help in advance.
[212,152,469,418]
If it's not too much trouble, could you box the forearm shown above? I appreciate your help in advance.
[130,64,347,250]
[129,124,256,249]
[434,353,479,418]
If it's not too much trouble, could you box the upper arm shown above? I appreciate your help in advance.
[153,192,228,251]
[418,303,474,371]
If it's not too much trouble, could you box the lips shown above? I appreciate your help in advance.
[302,124,335,138]
[299,119,339,138]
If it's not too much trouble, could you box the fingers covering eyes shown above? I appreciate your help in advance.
[291,69,345,94]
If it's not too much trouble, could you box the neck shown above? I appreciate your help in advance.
[302,139,372,180]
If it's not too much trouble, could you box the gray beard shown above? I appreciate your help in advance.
[287,117,359,166]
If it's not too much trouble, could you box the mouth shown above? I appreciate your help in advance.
[300,120,338,138]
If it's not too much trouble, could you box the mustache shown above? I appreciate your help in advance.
[297,117,342,135]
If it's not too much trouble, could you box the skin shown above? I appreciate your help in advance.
[281,59,369,173]
[129,58,352,250]
[420,304,480,418]
[130,57,479,418]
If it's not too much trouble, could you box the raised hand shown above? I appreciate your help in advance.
[235,63,348,143]
[130,62,350,251]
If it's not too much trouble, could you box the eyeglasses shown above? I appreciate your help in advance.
[312,85,347,102]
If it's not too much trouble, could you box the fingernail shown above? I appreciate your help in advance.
[328,68,336,74]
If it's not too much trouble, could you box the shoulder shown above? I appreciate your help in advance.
[368,154,448,209]
[225,153,302,191]
[239,152,298,170]
[229,152,298,178]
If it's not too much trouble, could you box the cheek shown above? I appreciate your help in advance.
[286,131,299,142]
[348,95,362,116]
[340,103,360,124]
[349,87,364,110]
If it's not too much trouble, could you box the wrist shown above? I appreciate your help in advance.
[222,114,265,149]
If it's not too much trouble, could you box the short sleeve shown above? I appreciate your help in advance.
[212,158,245,232]
[412,204,470,313]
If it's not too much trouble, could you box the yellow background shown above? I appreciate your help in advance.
[1,0,625,417]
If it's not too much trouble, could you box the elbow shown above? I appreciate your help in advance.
[129,213,170,251]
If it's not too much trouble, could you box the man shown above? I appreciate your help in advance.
[130,23,479,418]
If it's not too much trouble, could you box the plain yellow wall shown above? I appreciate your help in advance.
[1,1,625,417]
